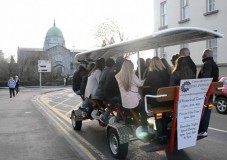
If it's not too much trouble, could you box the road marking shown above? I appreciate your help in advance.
[36,99,97,160]
[38,95,106,160]
[65,102,82,117]
[209,127,227,133]
[53,97,71,107]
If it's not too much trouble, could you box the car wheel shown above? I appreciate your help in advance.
[71,111,82,130]
[107,128,128,159]
[216,97,227,114]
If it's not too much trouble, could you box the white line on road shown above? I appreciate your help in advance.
[209,127,227,133]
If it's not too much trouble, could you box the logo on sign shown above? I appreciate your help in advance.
[181,81,191,93]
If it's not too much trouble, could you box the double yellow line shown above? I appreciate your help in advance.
[38,94,106,160]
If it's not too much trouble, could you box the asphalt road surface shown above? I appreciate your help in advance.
[0,87,227,160]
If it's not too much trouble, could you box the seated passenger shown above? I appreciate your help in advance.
[99,57,124,123]
[77,63,95,96]
[115,60,148,132]
[81,59,102,111]
[94,58,115,100]
[135,58,146,80]
[72,60,88,93]
[169,56,196,86]
[142,57,170,143]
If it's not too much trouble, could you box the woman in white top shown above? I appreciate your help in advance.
[115,60,148,131]
[82,59,103,109]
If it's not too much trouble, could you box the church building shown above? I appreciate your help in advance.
[17,21,85,81]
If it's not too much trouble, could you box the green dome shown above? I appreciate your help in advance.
[46,26,63,37]
[46,21,63,37]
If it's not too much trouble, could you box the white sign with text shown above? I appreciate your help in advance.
[177,78,212,150]
[38,60,51,72]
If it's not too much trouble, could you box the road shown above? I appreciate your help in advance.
[0,87,227,160]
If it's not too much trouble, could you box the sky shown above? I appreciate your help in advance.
[0,0,154,59]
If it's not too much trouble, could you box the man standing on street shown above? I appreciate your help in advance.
[198,49,219,137]
[7,77,16,98]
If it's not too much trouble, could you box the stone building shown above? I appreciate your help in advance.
[17,21,85,81]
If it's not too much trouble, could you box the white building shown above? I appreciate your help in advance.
[153,0,227,77]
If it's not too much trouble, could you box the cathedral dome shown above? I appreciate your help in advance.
[43,20,65,51]
[46,25,63,37]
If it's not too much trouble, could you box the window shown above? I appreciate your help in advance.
[204,0,218,16]
[207,38,217,62]
[181,0,189,20]
[160,1,167,27]
[207,0,215,12]
[160,47,167,59]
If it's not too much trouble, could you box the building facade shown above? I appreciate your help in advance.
[153,0,227,77]
[17,21,85,81]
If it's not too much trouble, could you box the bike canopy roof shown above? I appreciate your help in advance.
[75,27,223,61]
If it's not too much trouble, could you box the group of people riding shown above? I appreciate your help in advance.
[72,47,219,143]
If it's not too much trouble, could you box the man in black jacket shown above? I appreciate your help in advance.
[72,61,88,93]
[198,49,219,137]
[104,56,124,101]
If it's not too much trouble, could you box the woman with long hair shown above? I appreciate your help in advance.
[169,56,196,86]
[115,60,148,132]
[161,58,172,75]
[142,56,170,143]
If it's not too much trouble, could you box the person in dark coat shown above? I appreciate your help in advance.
[135,58,146,80]
[95,58,115,100]
[198,49,219,82]
[169,56,196,86]
[142,57,170,143]
[143,58,152,79]
[104,56,124,102]
[179,48,197,76]
[72,61,88,93]
[15,75,20,94]
[198,49,219,137]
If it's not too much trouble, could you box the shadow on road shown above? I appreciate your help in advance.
[166,149,191,160]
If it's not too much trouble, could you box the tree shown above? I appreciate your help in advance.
[0,50,4,60]
[94,18,134,58]
[8,55,18,77]
[0,53,9,81]
[94,18,126,45]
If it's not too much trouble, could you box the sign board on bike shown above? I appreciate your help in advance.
[177,78,212,150]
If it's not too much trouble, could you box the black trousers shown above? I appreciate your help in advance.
[133,100,148,130]
[9,88,15,97]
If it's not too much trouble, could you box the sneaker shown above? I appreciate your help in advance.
[198,132,208,137]
[99,115,108,124]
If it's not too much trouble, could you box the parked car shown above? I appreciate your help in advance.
[215,76,227,114]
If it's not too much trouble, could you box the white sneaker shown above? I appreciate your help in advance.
[198,132,208,137]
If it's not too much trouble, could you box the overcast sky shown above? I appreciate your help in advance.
[0,0,153,58]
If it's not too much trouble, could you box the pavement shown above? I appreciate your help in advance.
[0,86,85,160]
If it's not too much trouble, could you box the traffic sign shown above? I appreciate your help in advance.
[38,60,51,72]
